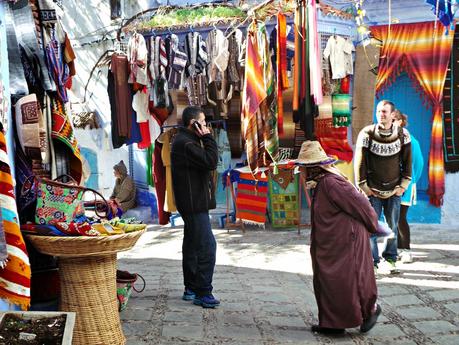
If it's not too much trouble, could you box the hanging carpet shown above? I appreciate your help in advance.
[443,26,459,172]
[235,172,269,227]
[372,21,454,206]
[51,97,83,183]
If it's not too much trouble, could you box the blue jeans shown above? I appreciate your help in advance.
[369,195,401,264]
[181,212,216,296]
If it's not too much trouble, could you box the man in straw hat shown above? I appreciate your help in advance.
[296,140,381,334]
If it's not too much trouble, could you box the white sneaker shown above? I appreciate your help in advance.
[400,250,413,264]
[378,259,400,274]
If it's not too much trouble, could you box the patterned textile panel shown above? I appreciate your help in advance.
[443,27,459,172]
[235,172,269,226]
[268,172,298,228]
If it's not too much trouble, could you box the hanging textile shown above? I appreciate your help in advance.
[372,21,454,206]
[276,13,288,135]
[268,171,298,228]
[331,94,351,127]
[307,0,323,105]
[292,0,316,140]
[51,97,83,183]
[314,118,353,163]
[426,0,454,31]
[257,22,279,168]
[235,172,268,226]
[0,131,31,310]
[443,27,459,172]
[241,22,267,175]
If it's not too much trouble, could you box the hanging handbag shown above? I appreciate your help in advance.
[21,175,109,224]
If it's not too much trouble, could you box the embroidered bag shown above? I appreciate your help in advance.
[22,175,109,225]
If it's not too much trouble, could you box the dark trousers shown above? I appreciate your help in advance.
[181,212,216,296]
[398,205,410,249]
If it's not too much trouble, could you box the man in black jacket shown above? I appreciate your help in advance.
[171,106,220,308]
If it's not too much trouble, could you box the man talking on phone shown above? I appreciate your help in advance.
[171,106,220,308]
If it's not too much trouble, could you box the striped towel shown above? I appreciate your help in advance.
[235,172,268,227]
[0,132,31,310]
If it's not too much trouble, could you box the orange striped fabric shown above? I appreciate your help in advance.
[277,13,289,135]
[372,22,454,206]
[241,23,268,175]
[0,132,31,310]
[235,172,269,226]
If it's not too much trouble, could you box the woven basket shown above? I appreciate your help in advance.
[26,229,146,257]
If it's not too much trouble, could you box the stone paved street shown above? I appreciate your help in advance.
[118,224,459,344]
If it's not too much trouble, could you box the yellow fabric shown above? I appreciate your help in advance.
[161,130,177,213]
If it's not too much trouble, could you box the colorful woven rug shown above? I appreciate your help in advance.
[443,26,459,172]
[0,132,31,310]
[235,172,268,226]
[314,118,354,162]
[51,96,83,183]
[269,171,298,228]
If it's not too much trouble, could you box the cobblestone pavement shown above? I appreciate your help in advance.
[118,224,459,344]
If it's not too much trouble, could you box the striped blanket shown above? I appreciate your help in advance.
[372,22,454,206]
[0,132,31,310]
[235,172,269,227]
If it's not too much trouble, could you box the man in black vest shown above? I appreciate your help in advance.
[171,106,220,308]
[354,100,412,274]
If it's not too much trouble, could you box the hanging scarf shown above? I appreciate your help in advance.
[258,23,279,169]
[308,0,323,105]
[241,22,267,176]
[0,131,31,310]
[277,13,288,135]
[44,23,70,103]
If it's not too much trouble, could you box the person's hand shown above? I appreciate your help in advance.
[191,120,210,137]
[395,186,405,196]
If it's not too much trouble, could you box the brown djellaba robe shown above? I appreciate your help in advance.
[310,172,378,329]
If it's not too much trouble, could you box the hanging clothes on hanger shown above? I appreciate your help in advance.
[323,34,355,80]
[108,53,133,148]
[184,31,208,106]
[167,34,187,90]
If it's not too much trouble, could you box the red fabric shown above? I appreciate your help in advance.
[315,118,354,162]
[137,122,151,149]
[372,22,454,206]
[340,76,350,94]
[153,141,170,225]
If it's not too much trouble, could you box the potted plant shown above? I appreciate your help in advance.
[0,311,75,345]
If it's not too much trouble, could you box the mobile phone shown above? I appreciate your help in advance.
[193,121,202,131]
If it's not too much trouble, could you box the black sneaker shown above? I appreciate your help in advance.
[182,288,196,301]
[193,294,220,308]
[311,325,345,334]
[360,304,382,333]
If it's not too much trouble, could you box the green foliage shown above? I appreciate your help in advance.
[141,6,246,30]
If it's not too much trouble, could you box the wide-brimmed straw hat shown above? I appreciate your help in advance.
[295,141,338,166]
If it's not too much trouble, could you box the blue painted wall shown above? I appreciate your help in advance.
[374,73,430,191]
[374,73,441,223]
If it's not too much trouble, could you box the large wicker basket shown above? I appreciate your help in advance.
[26,229,146,345]
[26,229,146,257]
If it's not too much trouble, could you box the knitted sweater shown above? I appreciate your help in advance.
[354,124,412,198]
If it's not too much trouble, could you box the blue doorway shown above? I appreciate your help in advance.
[374,73,440,223]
